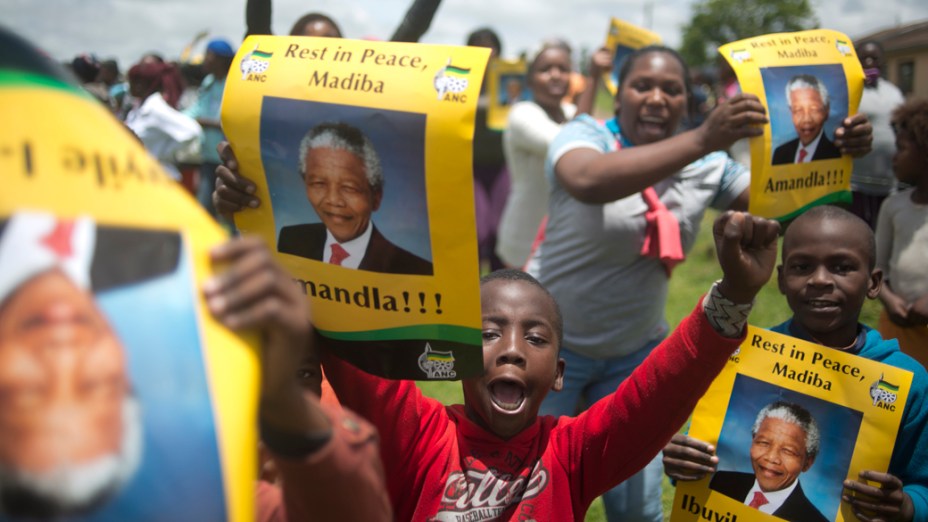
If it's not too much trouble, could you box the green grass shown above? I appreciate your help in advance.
[417,210,883,521]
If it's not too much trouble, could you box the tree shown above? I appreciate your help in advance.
[680,0,818,68]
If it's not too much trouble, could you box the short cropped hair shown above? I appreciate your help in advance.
[466,28,502,56]
[480,269,563,348]
[752,400,820,461]
[786,74,830,109]
[298,122,384,193]
[855,40,884,55]
[785,205,875,269]
[892,98,928,156]
[289,13,342,37]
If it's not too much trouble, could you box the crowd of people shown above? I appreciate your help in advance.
[11,0,928,520]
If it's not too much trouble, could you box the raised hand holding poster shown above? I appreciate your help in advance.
[719,30,864,221]
[486,57,529,131]
[591,18,662,119]
[221,36,488,380]
[670,327,912,522]
[0,29,256,521]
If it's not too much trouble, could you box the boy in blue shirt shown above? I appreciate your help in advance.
[663,205,928,522]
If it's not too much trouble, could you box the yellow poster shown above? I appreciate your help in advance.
[591,18,662,119]
[0,45,256,521]
[486,57,529,131]
[719,30,864,221]
[670,326,912,522]
[221,36,488,380]
[602,18,663,95]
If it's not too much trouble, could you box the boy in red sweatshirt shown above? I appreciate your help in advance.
[321,211,780,521]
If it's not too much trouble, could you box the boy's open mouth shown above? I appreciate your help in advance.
[489,380,525,412]
[806,298,840,312]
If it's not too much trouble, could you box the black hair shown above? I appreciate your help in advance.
[527,38,572,75]
[785,205,876,269]
[480,269,563,347]
[70,54,100,83]
[616,45,695,117]
[100,59,119,76]
[892,98,928,157]
[466,27,502,56]
[289,13,342,37]
[855,40,884,54]
[142,52,165,64]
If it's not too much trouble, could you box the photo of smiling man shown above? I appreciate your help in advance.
[772,74,843,165]
[709,401,829,522]
[276,121,433,276]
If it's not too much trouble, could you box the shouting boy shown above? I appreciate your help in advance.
[663,205,928,522]
[319,211,780,521]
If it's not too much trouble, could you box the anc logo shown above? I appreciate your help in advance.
[418,343,456,379]
[240,46,273,82]
[870,374,899,410]
[729,49,752,64]
[433,59,470,102]
[836,39,853,56]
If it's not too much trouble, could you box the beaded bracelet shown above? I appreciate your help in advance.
[702,280,753,338]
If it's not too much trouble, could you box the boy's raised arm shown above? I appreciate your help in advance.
[204,237,392,521]
[561,212,779,507]
[713,210,781,306]
[203,236,323,443]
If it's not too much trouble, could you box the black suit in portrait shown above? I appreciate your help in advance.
[277,222,433,276]
[709,471,829,522]
[771,134,842,165]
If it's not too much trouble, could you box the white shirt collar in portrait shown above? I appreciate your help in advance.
[324,221,373,269]
[795,130,824,163]
[745,476,801,515]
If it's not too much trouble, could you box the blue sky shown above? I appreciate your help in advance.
[9,0,928,71]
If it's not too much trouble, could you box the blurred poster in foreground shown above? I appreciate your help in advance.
[0,28,257,522]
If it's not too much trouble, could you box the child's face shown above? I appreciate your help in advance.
[777,216,881,347]
[462,279,564,440]
[892,131,922,186]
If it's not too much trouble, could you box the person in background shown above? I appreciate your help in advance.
[496,39,576,268]
[125,59,202,181]
[850,41,907,229]
[664,205,928,522]
[97,59,127,116]
[71,54,109,105]
[875,98,928,368]
[184,38,236,219]
[245,0,441,42]
[134,53,186,110]
[529,45,873,522]
[468,26,509,271]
